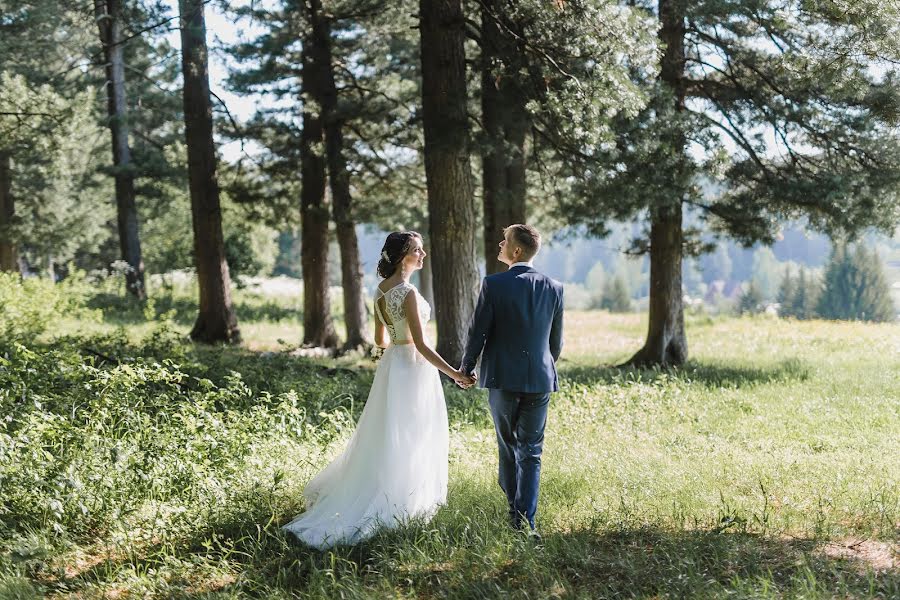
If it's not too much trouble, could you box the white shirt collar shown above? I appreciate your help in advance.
[509,261,533,269]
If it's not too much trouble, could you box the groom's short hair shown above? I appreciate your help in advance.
[504,224,541,260]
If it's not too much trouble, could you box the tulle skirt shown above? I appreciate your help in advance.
[282,343,449,549]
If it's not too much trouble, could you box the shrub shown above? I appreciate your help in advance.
[0,329,366,542]
[0,272,99,344]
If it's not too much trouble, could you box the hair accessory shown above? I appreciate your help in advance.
[381,250,390,261]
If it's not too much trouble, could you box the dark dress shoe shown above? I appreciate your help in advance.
[525,528,542,543]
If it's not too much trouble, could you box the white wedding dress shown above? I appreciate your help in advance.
[282,282,449,549]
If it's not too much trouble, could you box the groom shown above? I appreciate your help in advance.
[461,224,564,537]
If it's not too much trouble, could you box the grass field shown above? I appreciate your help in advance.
[1,284,898,598]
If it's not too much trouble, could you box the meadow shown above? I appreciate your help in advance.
[0,275,898,598]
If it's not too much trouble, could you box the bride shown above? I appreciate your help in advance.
[283,231,476,549]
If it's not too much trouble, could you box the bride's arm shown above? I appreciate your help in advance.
[403,291,471,384]
[374,312,389,348]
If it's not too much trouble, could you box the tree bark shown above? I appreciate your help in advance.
[299,22,339,349]
[95,0,146,300]
[0,152,17,273]
[307,0,368,350]
[419,250,434,308]
[627,0,688,367]
[626,204,687,367]
[178,0,240,344]
[480,0,528,275]
[420,0,480,367]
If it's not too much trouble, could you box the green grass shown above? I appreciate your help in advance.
[1,286,898,598]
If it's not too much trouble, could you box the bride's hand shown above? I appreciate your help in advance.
[452,369,476,388]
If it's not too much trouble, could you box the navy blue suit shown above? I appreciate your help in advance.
[461,264,564,530]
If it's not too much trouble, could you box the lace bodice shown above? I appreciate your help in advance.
[374,282,431,343]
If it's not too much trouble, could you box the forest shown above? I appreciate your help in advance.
[1,1,899,597]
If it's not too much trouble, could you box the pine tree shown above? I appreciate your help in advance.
[817,245,849,320]
[178,0,240,343]
[817,243,895,322]
[585,261,606,307]
[777,266,796,318]
[297,2,340,349]
[791,267,819,320]
[94,0,146,299]
[115,3,189,278]
[738,281,764,316]
[751,248,780,302]
[0,2,112,277]
[852,247,895,323]
[227,0,416,349]
[476,0,654,274]
[308,0,369,350]
[558,0,900,367]
[419,0,479,367]
[0,152,10,271]
[601,275,632,313]
[1,1,184,279]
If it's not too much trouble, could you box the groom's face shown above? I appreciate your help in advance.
[498,233,519,266]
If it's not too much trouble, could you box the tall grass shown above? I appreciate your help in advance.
[0,278,897,598]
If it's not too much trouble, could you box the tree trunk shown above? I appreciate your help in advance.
[333,215,367,350]
[419,250,434,308]
[626,204,687,367]
[480,0,528,275]
[627,0,688,367]
[0,152,17,273]
[179,0,240,343]
[420,0,480,367]
[299,26,338,349]
[95,0,146,300]
[307,0,368,350]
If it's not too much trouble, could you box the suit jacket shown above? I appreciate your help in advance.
[461,265,564,393]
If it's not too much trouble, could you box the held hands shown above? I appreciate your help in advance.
[453,369,477,389]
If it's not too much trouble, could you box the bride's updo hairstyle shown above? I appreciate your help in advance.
[377,231,422,278]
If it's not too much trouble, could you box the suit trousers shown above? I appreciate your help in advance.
[488,388,550,530]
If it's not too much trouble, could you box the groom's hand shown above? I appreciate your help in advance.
[456,371,476,389]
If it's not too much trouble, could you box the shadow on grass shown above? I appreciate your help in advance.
[32,466,892,597]
[541,526,897,597]
[47,512,897,598]
[233,300,300,324]
[86,292,196,325]
[87,293,300,327]
[560,357,810,389]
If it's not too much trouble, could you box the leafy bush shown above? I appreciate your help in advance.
[0,324,377,543]
[0,272,99,344]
